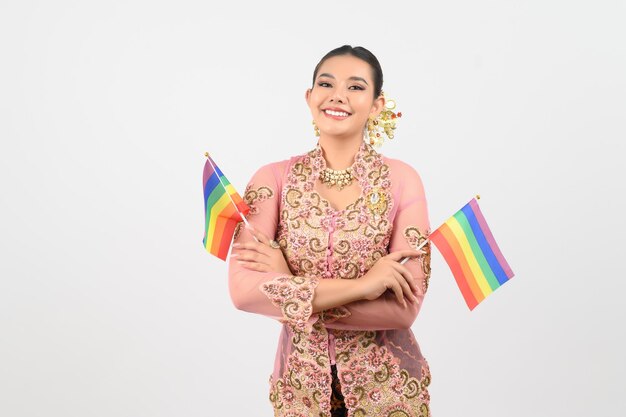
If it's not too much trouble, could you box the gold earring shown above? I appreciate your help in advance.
[366,90,402,148]
[312,120,320,137]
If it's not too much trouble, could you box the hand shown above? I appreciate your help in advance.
[231,224,293,274]
[356,249,425,308]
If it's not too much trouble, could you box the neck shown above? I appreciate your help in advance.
[317,134,364,170]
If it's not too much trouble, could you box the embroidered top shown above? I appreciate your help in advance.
[228,140,432,417]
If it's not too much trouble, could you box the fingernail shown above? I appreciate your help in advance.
[230,253,239,257]
[245,224,254,230]
[232,243,240,247]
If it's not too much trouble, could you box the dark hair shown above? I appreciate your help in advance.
[311,45,383,99]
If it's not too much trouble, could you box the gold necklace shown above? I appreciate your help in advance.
[319,166,354,190]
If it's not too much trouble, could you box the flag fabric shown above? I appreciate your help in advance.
[429,197,514,310]
[202,152,250,261]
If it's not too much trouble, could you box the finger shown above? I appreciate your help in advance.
[235,241,273,259]
[387,249,424,262]
[237,260,269,272]
[388,262,418,295]
[388,278,407,308]
[244,228,278,258]
[395,270,416,304]
[390,262,415,288]
[237,250,272,265]
[243,223,261,243]
[393,270,416,304]
[232,241,251,250]
[245,224,269,245]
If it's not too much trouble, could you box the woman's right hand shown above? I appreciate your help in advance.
[356,249,425,307]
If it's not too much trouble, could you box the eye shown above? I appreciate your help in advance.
[349,85,365,90]
[317,82,331,87]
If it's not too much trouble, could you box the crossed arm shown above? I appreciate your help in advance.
[227,161,431,332]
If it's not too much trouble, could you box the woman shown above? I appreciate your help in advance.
[228,45,433,417]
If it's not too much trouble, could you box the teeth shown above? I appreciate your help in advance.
[325,109,349,117]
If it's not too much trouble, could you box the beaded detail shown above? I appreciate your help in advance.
[260,275,320,333]
[278,141,394,280]
[403,226,432,293]
[319,166,355,190]
[262,141,432,416]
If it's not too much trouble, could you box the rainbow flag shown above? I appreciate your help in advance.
[202,152,250,261]
[429,197,514,310]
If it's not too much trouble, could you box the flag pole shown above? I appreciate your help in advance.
[399,239,430,264]
[398,194,481,265]
[205,152,261,243]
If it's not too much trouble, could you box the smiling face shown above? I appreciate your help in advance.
[306,54,384,141]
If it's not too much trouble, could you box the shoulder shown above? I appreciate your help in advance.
[247,154,304,201]
[252,146,316,183]
[380,155,428,213]
[250,158,291,182]
[381,155,425,189]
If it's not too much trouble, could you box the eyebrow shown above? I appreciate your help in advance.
[317,73,369,85]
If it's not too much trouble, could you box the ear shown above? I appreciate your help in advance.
[305,88,311,103]
[369,94,386,119]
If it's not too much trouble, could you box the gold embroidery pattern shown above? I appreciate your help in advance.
[365,187,388,219]
[260,275,320,334]
[403,227,432,293]
[281,141,395,281]
[319,306,352,323]
[233,183,274,240]
[264,142,431,416]
[333,330,432,417]
[268,334,334,416]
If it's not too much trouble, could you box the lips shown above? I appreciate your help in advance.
[322,108,350,119]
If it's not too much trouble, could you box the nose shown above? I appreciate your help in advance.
[330,89,346,103]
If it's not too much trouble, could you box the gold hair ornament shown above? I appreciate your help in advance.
[366,90,402,148]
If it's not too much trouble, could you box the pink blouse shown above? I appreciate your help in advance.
[228,140,433,417]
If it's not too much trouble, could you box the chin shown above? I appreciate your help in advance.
[322,130,358,139]
[320,126,355,137]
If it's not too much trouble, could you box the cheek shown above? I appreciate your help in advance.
[308,97,324,112]
[356,107,373,125]
[309,88,325,101]
[354,115,369,129]
[354,96,374,110]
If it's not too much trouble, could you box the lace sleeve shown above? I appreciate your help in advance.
[227,162,321,333]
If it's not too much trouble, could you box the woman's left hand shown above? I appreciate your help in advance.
[231,224,293,274]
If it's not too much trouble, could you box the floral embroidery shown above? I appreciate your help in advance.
[233,183,275,240]
[267,321,336,416]
[319,306,351,324]
[260,275,320,333]
[277,141,394,282]
[333,331,432,417]
[262,141,431,416]
[403,226,432,293]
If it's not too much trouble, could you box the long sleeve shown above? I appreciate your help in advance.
[324,162,431,330]
[227,162,321,333]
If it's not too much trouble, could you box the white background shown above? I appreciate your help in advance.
[1,1,624,416]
